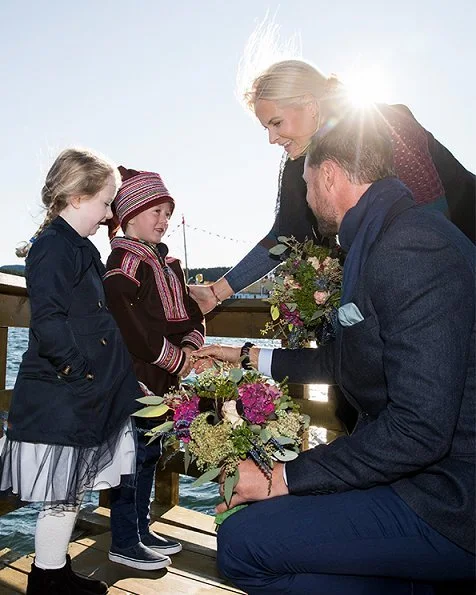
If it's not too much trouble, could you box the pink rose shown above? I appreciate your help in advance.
[314,290,329,305]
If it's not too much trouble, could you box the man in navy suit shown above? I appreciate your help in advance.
[199,114,475,593]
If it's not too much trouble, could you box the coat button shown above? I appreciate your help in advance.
[86,373,95,381]
[100,338,108,346]
[97,300,103,308]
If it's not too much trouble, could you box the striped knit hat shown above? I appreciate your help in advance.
[113,166,175,233]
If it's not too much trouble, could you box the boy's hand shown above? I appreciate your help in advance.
[179,346,195,378]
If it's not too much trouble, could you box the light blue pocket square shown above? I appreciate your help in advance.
[338,302,364,327]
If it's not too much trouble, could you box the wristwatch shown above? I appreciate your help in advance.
[240,342,255,370]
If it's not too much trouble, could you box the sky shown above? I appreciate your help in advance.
[0,0,474,273]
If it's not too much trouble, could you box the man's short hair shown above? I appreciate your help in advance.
[306,110,395,184]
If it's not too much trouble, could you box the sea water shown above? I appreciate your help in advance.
[0,327,282,557]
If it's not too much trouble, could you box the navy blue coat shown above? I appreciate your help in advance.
[271,181,475,554]
[7,217,142,447]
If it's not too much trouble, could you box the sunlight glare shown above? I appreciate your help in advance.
[343,65,392,108]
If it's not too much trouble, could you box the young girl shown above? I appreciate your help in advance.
[103,166,205,570]
[0,149,142,594]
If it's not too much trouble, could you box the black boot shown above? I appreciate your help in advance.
[26,559,109,595]
[65,555,109,594]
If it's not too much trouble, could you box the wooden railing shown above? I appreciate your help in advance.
[0,273,343,513]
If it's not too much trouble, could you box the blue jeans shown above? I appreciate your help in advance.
[110,428,163,548]
[217,485,475,594]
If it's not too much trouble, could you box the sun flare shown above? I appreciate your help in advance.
[342,65,393,108]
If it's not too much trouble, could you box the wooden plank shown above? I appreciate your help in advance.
[77,520,218,560]
[0,328,7,391]
[10,537,241,595]
[0,274,26,296]
[156,506,217,536]
[0,495,24,518]
[0,296,30,329]
[78,505,218,538]
[0,546,28,594]
[0,390,12,412]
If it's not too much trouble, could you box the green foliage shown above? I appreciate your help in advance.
[262,236,343,348]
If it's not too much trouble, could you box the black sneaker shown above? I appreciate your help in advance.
[108,542,171,571]
[140,530,182,555]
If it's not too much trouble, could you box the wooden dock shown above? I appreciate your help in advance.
[0,505,243,594]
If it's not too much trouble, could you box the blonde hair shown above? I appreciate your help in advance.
[244,59,331,112]
[16,148,120,258]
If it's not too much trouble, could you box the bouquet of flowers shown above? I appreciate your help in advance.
[133,364,309,520]
[262,236,343,348]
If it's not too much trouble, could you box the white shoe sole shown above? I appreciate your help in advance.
[108,551,171,570]
[146,543,182,555]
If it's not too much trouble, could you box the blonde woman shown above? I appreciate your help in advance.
[190,59,475,315]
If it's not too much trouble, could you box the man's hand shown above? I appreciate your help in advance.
[216,459,289,513]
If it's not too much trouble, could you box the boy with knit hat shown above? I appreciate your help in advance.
[104,167,205,570]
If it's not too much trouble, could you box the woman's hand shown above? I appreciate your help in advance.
[189,278,234,315]
[216,459,289,513]
[188,285,217,315]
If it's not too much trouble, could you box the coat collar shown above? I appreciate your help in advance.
[338,177,413,304]
[338,177,409,252]
[49,216,102,261]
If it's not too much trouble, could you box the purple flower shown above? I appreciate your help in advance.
[173,396,200,443]
[237,383,281,425]
[280,304,304,326]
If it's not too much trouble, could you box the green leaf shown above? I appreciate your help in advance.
[191,467,221,487]
[277,235,291,243]
[229,368,243,383]
[136,395,164,405]
[300,414,311,429]
[288,323,294,331]
[249,424,262,434]
[273,449,299,462]
[146,433,161,446]
[183,443,191,474]
[269,244,288,256]
[260,428,272,443]
[214,504,248,527]
[286,302,297,312]
[224,473,235,505]
[274,436,295,445]
[271,305,280,321]
[132,404,170,418]
[310,309,324,321]
[145,420,174,434]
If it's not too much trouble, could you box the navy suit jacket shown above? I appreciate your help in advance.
[271,184,475,554]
